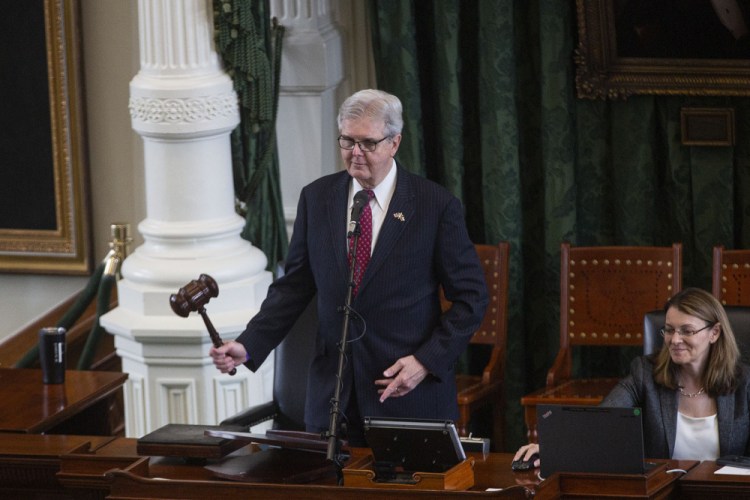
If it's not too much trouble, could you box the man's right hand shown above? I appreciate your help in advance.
[209,340,248,374]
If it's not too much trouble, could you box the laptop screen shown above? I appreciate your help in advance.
[537,404,647,478]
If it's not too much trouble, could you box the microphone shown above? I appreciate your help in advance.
[350,190,370,225]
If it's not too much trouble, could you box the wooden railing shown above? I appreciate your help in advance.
[0,289,119,372]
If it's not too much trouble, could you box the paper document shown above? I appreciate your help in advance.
[715,465,750,475]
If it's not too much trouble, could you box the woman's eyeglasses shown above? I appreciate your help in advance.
[659,323,715,337]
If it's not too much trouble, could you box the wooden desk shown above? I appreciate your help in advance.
[520,378,618,442]
[0,367,127,435]
[0,433,117,500]
[533,460,696,500]
[0,433,704,499]
[62,438,691,499]
[59,438,535,498]
[678,460,750,499]
[105,457,688,500]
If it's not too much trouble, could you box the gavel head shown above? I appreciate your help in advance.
[169,274,219,317]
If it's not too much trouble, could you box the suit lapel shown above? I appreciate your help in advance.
[357,166,415,294]
[717,392,735,456]
[659,386,678,457]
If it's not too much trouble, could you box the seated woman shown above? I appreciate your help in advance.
[514,287,750,469]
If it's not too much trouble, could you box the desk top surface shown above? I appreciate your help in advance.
[0,367,127,433]
[48,435,536,494]
[2,433,750,499]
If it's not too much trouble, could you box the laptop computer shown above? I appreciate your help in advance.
[536,404,649,478]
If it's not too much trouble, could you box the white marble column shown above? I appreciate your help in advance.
[100,0,273,437]
[270,0,344,235]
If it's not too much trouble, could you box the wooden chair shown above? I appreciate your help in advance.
[221,286,317,431]
[521,242,682,442]
[442,242,510,452]
[712,245,750,306]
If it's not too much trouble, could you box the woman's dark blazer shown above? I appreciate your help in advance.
[235,165,488,433]
[601,355,750,459]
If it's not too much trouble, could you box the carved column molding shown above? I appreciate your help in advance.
[101,0,273,437]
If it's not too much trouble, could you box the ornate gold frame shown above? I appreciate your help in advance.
[575,0,750,99]
[0,0,92,274]
[680,107,736,146]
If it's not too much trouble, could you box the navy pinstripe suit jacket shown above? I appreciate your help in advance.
[236,165,489,432]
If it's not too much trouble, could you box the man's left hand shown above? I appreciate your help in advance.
[376,355,428,402]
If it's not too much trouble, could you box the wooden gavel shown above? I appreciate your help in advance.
[170,274,236,376]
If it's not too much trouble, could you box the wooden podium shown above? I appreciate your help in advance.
[343,454,475,490]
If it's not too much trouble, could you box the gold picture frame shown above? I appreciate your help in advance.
[680,107,736,147]
[575,0,750,99]
[0,0,92,274]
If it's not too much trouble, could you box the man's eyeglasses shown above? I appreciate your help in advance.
[338,135,390,152]
[659,323,715,338]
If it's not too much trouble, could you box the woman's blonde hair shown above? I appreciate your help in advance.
[654,287,741,395]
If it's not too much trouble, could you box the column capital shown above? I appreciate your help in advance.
[272,0,343,91]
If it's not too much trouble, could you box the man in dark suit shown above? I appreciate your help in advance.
[210,89,488,445]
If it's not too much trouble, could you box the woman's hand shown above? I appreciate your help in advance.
[512,443,540,469]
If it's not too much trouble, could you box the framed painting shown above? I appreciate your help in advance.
[0,0,92,274]
[575,0,750,99]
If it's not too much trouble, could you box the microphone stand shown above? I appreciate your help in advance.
[326,218,362,475]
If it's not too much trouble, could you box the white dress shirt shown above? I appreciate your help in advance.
[347,159,397,255]
[672,411,720,460]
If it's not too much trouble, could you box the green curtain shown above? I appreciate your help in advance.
[369,0,750,451]
[213,0,288,272]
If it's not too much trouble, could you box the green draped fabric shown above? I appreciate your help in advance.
[213,0,288,272]
[369,0,750,451]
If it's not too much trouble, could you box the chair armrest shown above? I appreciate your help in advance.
[546,347,572,388]
[481,347,505,384]
[220,401,278,428]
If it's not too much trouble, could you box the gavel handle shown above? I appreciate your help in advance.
[199,307,236,376]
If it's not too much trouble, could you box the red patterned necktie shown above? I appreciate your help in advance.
[349,189,374,295]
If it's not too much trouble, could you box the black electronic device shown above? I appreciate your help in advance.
[537,405,649,478]
[717,455,750,469]
[511,452,539,472]
[363,417,466,475]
